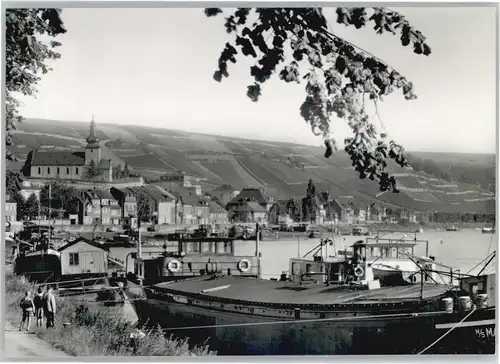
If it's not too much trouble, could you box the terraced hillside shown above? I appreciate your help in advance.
[9,118,495,214]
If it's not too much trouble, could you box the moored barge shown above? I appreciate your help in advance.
[126,230,496,355]
[130,273,495,355]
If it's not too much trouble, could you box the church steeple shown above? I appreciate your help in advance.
[85,114,101,166]
[85,114,100,149]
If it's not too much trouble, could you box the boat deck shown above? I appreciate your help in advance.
[152,276,451,305]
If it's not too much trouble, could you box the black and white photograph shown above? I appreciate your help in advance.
[2,3,497,358]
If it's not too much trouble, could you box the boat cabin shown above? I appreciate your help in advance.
[288,237,439,287]
[133,236,260,285]
[288,239,378,288]
[360,238,418,260]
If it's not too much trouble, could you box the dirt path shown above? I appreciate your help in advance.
[4,321,69,358]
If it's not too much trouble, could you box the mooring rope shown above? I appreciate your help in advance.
[416,307,477,355]
[156,310,447,332]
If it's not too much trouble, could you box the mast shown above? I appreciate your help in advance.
[48,183,53,240]
[255,222,259,258]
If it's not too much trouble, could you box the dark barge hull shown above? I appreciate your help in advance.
[14,253,61,282]
[129,277,496,355]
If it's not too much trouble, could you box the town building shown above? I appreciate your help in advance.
[207,200,229,225]
[268,200,290,225]
[5,194,17,223]
[128,185,176,225]
[210,184,238,205]
[366,203,385,222]
[158,172,204,195]
[110,187,138,228]
[18,179,41,201]
[58,237,108,277]
[226,188,269,224]
[330,197,369,224]
[91,189,121,225]
[170,188,210,225]
[22,117,113,182]
[228,201,268,223]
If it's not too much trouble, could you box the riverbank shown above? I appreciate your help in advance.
[4,271,215,356]
[362,221,493,232]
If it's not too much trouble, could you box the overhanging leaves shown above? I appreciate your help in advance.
[206,7,431,193]
[5,8,66,161]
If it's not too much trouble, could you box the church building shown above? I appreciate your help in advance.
[23,117,113,182]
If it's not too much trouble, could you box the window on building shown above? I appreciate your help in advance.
[47,167,51,174]
[76,167,79,174]
[57,167,60,174]
[69,253,79,266]
[37,167,41,174]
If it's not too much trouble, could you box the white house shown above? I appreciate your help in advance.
[58,238,108,276]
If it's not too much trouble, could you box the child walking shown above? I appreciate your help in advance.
[33,286,45,327]
[19,291,35,332]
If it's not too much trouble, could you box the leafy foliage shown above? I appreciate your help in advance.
[24,193,40,220]
[302,178,317,222]
[286,198,302,222]
[6,171,26,220]
[137,193,152,224]
[84,159,101,179]
[123,163,130,178]
[5,9,67,161]
[6,170,20,197]
[113,164,123,180]
[4,271,215,356]
[40,180,76,218]
[206,7,432,192]
[83,159,101,179]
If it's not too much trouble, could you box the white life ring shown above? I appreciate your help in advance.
[167,259,181,273]
[237,259,251,273]
[354,265,364,277]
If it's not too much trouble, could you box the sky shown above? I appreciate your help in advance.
[17,6,497,153]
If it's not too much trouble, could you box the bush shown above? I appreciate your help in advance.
[5,271,215,356]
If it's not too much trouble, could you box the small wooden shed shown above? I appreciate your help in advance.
[58,238,108,276]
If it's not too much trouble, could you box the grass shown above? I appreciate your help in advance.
[5,271,216,356]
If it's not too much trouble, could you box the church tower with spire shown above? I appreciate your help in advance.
[85,115,101,165]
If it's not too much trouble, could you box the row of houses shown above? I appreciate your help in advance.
[222,187,428,225]
[78,184,231,227]
[7,173,430,228]
[6,179,231,227]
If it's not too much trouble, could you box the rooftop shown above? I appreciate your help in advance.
[30,150,86,166]
[231,201,268,213]
[228,188,267,206]
[91,189,115,200]
[207,200,226,213]
[58,237,107,252]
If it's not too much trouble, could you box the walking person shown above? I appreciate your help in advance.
[19,291,35,332]
[33,286,45,327]
[43,286,57,328]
